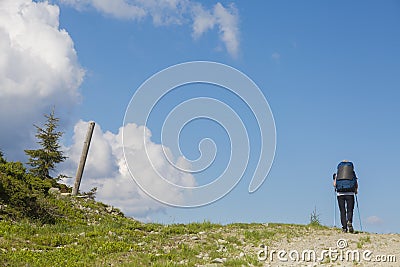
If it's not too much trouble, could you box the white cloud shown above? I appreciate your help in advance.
[366,215,384,225]
[58,0,240,57]
[62,120,196,220]
[191,3,215,39]
[213,3,239,57]
[0,0,84,159]
[58,0,146,20]
[272,52,281,61]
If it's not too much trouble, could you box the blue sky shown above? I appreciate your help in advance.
[1,0,399,233]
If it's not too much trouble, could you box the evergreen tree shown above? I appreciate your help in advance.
[0,149,5,164]
[25,109,67,180]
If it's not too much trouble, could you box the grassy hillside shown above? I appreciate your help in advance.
[0,194,328,267]
[1,157,398,266]
[2,199,398,267]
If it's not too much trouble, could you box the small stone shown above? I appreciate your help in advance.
[239,252,245,257]
[48,187,60,194]
[211,258,225,263]
[106,206,113,213]
[216,245,227,252]
[217,239,227,244]
[195,253,203,259]
[191,235,200,240]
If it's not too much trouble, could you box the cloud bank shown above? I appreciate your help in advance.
[62,120,196,220]
[0,0,84,159]
[366,215,384,225]
[0,0,237,219]
[58,0,240,57]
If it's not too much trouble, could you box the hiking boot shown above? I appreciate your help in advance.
[347,221,354,233]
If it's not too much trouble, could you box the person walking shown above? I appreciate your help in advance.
[333,160,358,233]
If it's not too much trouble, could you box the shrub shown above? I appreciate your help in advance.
[0,160,55,223]
[309,207,321,226]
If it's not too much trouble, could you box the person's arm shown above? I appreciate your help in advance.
[355,180,358,194]
[354,171,358,194]
[333,173,336,187]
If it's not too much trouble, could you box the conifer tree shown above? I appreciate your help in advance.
[0,149,5,164]
[25,109,67,179]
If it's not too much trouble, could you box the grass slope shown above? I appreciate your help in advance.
[1,194,399,266]
[0,193,323,266]
[0,193,351,267]
[1,159,398,266]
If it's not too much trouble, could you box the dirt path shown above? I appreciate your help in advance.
[255,228,399,266]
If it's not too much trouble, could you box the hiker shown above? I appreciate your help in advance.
[333,160,358,233]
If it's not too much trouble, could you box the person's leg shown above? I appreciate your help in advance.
[346,195,355,223]
[337,196,347,231]
[345,195,355,233]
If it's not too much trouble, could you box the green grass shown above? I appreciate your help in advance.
[357,235,371,249]
[0,198,324,267]
[0,192,339,267]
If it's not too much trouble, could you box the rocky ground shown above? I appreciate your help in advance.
[255,227,399,267]
[187,224,399,267]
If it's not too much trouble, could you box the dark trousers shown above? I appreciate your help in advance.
[337,195,354,229]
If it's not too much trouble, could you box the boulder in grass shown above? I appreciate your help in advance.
[48,187,60,195]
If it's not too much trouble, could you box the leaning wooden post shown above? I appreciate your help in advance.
[72,121,95,196]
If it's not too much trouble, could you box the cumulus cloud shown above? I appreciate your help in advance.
[62,120,196,220]
[0,0,84,159]
[366,215,384,225]
[58,0,240,57]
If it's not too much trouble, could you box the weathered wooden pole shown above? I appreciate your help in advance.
[72,121,95,196]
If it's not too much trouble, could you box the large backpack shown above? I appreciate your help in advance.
[335,161,357,192]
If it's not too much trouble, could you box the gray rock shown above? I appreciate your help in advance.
[191,235,200,240]
[48,187,60,194]
[106,206,113,213]
[211,257,226,263]
[108,231,115,236]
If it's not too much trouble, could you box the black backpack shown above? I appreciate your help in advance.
[335,161,357,192]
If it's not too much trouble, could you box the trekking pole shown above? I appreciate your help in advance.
[332,173,337,228]
[333,190,336,227]
[355,194,363,231]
